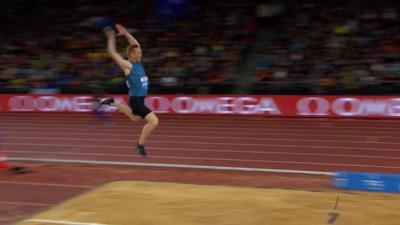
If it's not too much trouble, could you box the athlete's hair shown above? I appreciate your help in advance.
[126,44,140,56]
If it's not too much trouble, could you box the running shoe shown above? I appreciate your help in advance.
[136,144,147,157]
[99,97,115,105]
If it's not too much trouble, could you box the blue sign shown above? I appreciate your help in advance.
[333,171,400,193]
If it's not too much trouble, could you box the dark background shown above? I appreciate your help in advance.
[0,0,399,95]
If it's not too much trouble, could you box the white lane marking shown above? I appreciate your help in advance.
[2,115,400,125]
[7,149,400,160]
[0,201,50,206]
[8,157,334,175]
[3,139,400,151]
[4,130,398,141]
[7,155,400,169]
[1,121,400,132]
[0,181,93,188]
[1,157,362,175]
[0,123,400,134]
[3,132,399,145]
[24,219,106,225]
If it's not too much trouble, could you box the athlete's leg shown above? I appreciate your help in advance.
[111,102,141,122]
[99,98,141,122]
[138,112,159,145]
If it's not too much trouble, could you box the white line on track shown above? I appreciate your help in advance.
[0,201,51,207]
[3,141,400,152]
[1,115,400,127]
[3,133,400,145]
[8,157,334,176]
[3,114,399,175]
[0,181,93,188]
[1,120,399,131]
[3,115,400,124]
[7,149,400,160]
[2,124,399,135]
[23,219,106,225]
[4,129,397,140]
[0,113,393,119]
[7,154,400,169]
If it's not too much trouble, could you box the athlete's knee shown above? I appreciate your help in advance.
[147,115,158,127]
[150,116,159,126]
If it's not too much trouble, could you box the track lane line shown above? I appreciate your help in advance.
[7,157,334,175]
[3,125,399,135]
[3,134,400,145]
[4,130,398,141]
[0,201,51,207]
[2,114,399,124]
[7,157,400,170]
[3,141,400,152]
[1,121,399,131]
[23,219,106,225]
[6,149,400,160]
[0,181,93,188]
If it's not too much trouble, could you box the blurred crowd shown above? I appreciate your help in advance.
[252,0,400,94]
[0,0,255,94]
[0,0,399,95]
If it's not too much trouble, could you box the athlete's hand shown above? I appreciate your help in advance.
[115,24,128,36]
[103,26,115,38]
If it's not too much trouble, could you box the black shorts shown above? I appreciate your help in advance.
[129,96,152,118]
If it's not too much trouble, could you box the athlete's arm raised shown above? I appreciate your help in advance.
[116,24,142,50]
[103,26,131,75]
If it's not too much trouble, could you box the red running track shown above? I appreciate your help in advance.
[1,112,400,174]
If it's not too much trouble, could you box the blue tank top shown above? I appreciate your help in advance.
[126,62,148,96]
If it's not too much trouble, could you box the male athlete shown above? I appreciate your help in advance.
[100,24,159,156]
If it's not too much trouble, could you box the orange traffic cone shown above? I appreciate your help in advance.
[0,151,9,170]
